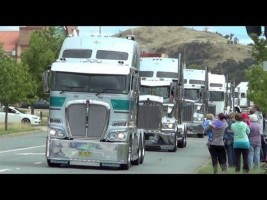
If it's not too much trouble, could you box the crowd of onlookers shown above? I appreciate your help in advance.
[203,104,267,174]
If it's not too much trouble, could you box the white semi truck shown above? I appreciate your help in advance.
[208,73,227,116]
[183,68,207,138]
[234,81,253,110]
[43,35,145,170]
[138,57,187,152]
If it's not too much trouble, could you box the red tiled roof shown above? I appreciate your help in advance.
[0,31,19,51]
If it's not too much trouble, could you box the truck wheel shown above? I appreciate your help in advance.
[121,138,132,170]
[169,133,177,152]
[140,135,145,164]
[132,137,141,165]
[178,136,186,148]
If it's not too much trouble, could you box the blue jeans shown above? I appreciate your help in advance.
[225,143,236,167]
[248,145,261,169]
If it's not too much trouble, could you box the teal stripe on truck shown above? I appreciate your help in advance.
[111,99,129,110]
[50,96,66,107]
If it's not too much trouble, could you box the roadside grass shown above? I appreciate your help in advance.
[196,159,267,174]
[0,115,48,136]
[0,123,35,136]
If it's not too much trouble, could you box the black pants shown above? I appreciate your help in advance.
[234,148,249,173]
[208,145,227,174]
[261,135,267,161]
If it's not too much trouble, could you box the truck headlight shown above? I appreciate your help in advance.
[108,130,127,141]
[48,127,65,138]
[162,123,174,129]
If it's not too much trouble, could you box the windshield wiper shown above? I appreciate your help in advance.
[95,88,121,96]
[60,86,85,94]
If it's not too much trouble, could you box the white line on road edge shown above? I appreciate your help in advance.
[0,169,11,172]
[0,145,45,154]
[16,153,45,155]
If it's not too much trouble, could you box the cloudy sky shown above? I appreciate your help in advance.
[0,26,256,45]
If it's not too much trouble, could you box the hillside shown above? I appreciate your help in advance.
[116,26,254,83]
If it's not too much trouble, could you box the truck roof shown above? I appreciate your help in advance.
[58,35,140,68]
[51,61,132,75]
[140,57,179,75]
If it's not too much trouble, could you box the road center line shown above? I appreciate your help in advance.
[0,145,45,154]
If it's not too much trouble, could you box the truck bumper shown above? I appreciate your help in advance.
[144,131,176,150]
[186,121,204,136]
[46,138,129,168]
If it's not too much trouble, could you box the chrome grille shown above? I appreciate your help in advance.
[66,102,109,138]
[182,103,194,122]
[208,104,216,116]
[137,101,162,130]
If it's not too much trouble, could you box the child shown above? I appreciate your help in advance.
[202,113,224,142]
[202,114,215,142]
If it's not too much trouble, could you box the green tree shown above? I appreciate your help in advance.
[21,27,65,113]
[246,34,267,113]
[0,46,36,130]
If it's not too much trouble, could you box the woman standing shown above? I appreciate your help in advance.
[204,113,228,174]
[231,113,250,173]
[248,114,261,170]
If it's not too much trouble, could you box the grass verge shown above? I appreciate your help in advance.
[196,159,267,174]
[0,123,36,136]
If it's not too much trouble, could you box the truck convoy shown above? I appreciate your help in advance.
[43,35,145,170]
[138,57,187,152]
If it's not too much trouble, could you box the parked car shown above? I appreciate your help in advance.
[0,106,41,125]
[20,99,49,109]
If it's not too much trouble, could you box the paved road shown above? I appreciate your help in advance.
[0,131,210,174]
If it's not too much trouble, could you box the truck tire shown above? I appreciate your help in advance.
[140,135,145,164]
[178,136,186,148]
[169,133,177,152]
[131,137,142,165]
[121,138,132,170]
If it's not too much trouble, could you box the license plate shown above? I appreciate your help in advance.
[78,151,92,157]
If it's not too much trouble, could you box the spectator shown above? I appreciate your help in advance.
[204,113,228,174]
[242,112,250,126]
[248,114,261,170]
[250,105,265,161]
[231,113,250,173]
[224,112,236,167]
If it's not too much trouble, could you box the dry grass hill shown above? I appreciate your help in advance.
[117,26,253,70]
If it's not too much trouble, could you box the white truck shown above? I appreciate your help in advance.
[43,35,145,170]
[183,68,207,138]
[138,57,187,152]
[234,81,253,110]
[208,73,227,116]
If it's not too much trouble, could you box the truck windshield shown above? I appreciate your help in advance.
[140,86,169,99]
[184,89,200,100]
[51,72,129,94]
[209,91,224,101]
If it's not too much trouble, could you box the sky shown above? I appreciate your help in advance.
[0,26,256,45]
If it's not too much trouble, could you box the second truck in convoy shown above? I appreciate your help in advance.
[138,57,187,152]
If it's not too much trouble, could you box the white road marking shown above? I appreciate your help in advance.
[0,169,11,172]
[34,162,42,165]
[16,153,45,155]
[0,145,45,154]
